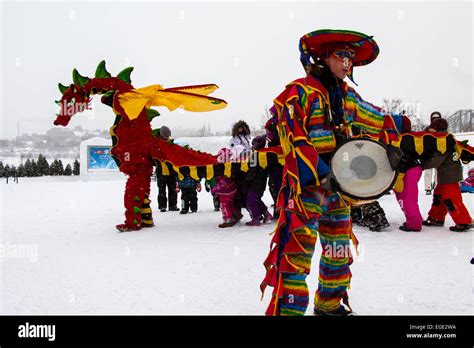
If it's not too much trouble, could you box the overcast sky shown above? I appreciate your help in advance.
[1,0,472,139]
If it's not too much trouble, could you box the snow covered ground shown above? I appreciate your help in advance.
[0,135,473,315]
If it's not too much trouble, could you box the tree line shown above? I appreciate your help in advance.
[0,154,79,178]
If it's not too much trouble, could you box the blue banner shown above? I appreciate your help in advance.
[88,146,118,170]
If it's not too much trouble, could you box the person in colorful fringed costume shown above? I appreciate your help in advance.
[260,29,406,316]
[54,61,226,232]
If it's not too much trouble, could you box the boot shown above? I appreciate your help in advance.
[262,210,273,224]
[180,199,189,214]
[169,206,180,211]
[314,305,354,316]
[399,223,421,232]
[116,223,141,232]
[245,219,261,226]
[449,224,472,232]
[422,217,444,227]
[219,219,236,228]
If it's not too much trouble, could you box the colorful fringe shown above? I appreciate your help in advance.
[263,187,354,315]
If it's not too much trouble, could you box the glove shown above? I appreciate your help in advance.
[386,144,404,170]
[176,184,180,193]
[393,172,405,193]
[196,183,202,192]
[319,171,340,192]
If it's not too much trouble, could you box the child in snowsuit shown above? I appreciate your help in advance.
[177,175,201,214]
[265,107,283,220]
[212,148,238,228]
[245,135,273,226]
[205,178,220,211]
[395,116,423,232]
[422,118,472,232]
[460,168,474,193]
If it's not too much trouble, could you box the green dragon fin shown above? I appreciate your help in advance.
[95,60,112,79]
[116,67,134,84]
[72,69,90,87]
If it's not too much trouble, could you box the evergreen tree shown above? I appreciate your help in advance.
[31,159,39,177]
[10,165,18,178]
[73,159,80,175]
[4,165,11,177]
[50,160,58,176]
[57,160,64,175]
[18,164,26,177]
[24,159,33,177]
[37,154,50,176]
[64,163,72,176]
[0,161,4,177]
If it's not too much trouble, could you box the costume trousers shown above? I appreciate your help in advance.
[279,188,353,315]
[428,183,472,225]
[395,166,423,230]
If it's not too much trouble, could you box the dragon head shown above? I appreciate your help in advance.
[54,60,134,126]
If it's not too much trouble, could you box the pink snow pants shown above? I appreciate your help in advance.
[395,166,423,230]
[218,192,237,222]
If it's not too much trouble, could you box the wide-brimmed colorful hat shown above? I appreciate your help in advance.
[299,29,379,68]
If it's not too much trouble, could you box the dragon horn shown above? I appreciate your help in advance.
[95,60,112,78]
[116,67,134,84]
[58,83,69,94]
[72,68,90,87]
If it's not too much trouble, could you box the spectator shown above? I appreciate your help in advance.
[395,116,423,232]
[155,126,179,212]
[212,148,238,228]
[423,111,442,195]
[422,118,472,232]
[265,106,283,220]
[230,120,251,152]
[245,135,273,226]
[460,168,474,193]
[205,178,221,211]
[177,174,201,214]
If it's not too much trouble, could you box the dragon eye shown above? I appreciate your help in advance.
[67,97,75,106]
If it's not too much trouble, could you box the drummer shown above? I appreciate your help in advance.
[260,29,403,316]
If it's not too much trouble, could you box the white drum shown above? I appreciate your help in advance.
[330,138,398,202]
